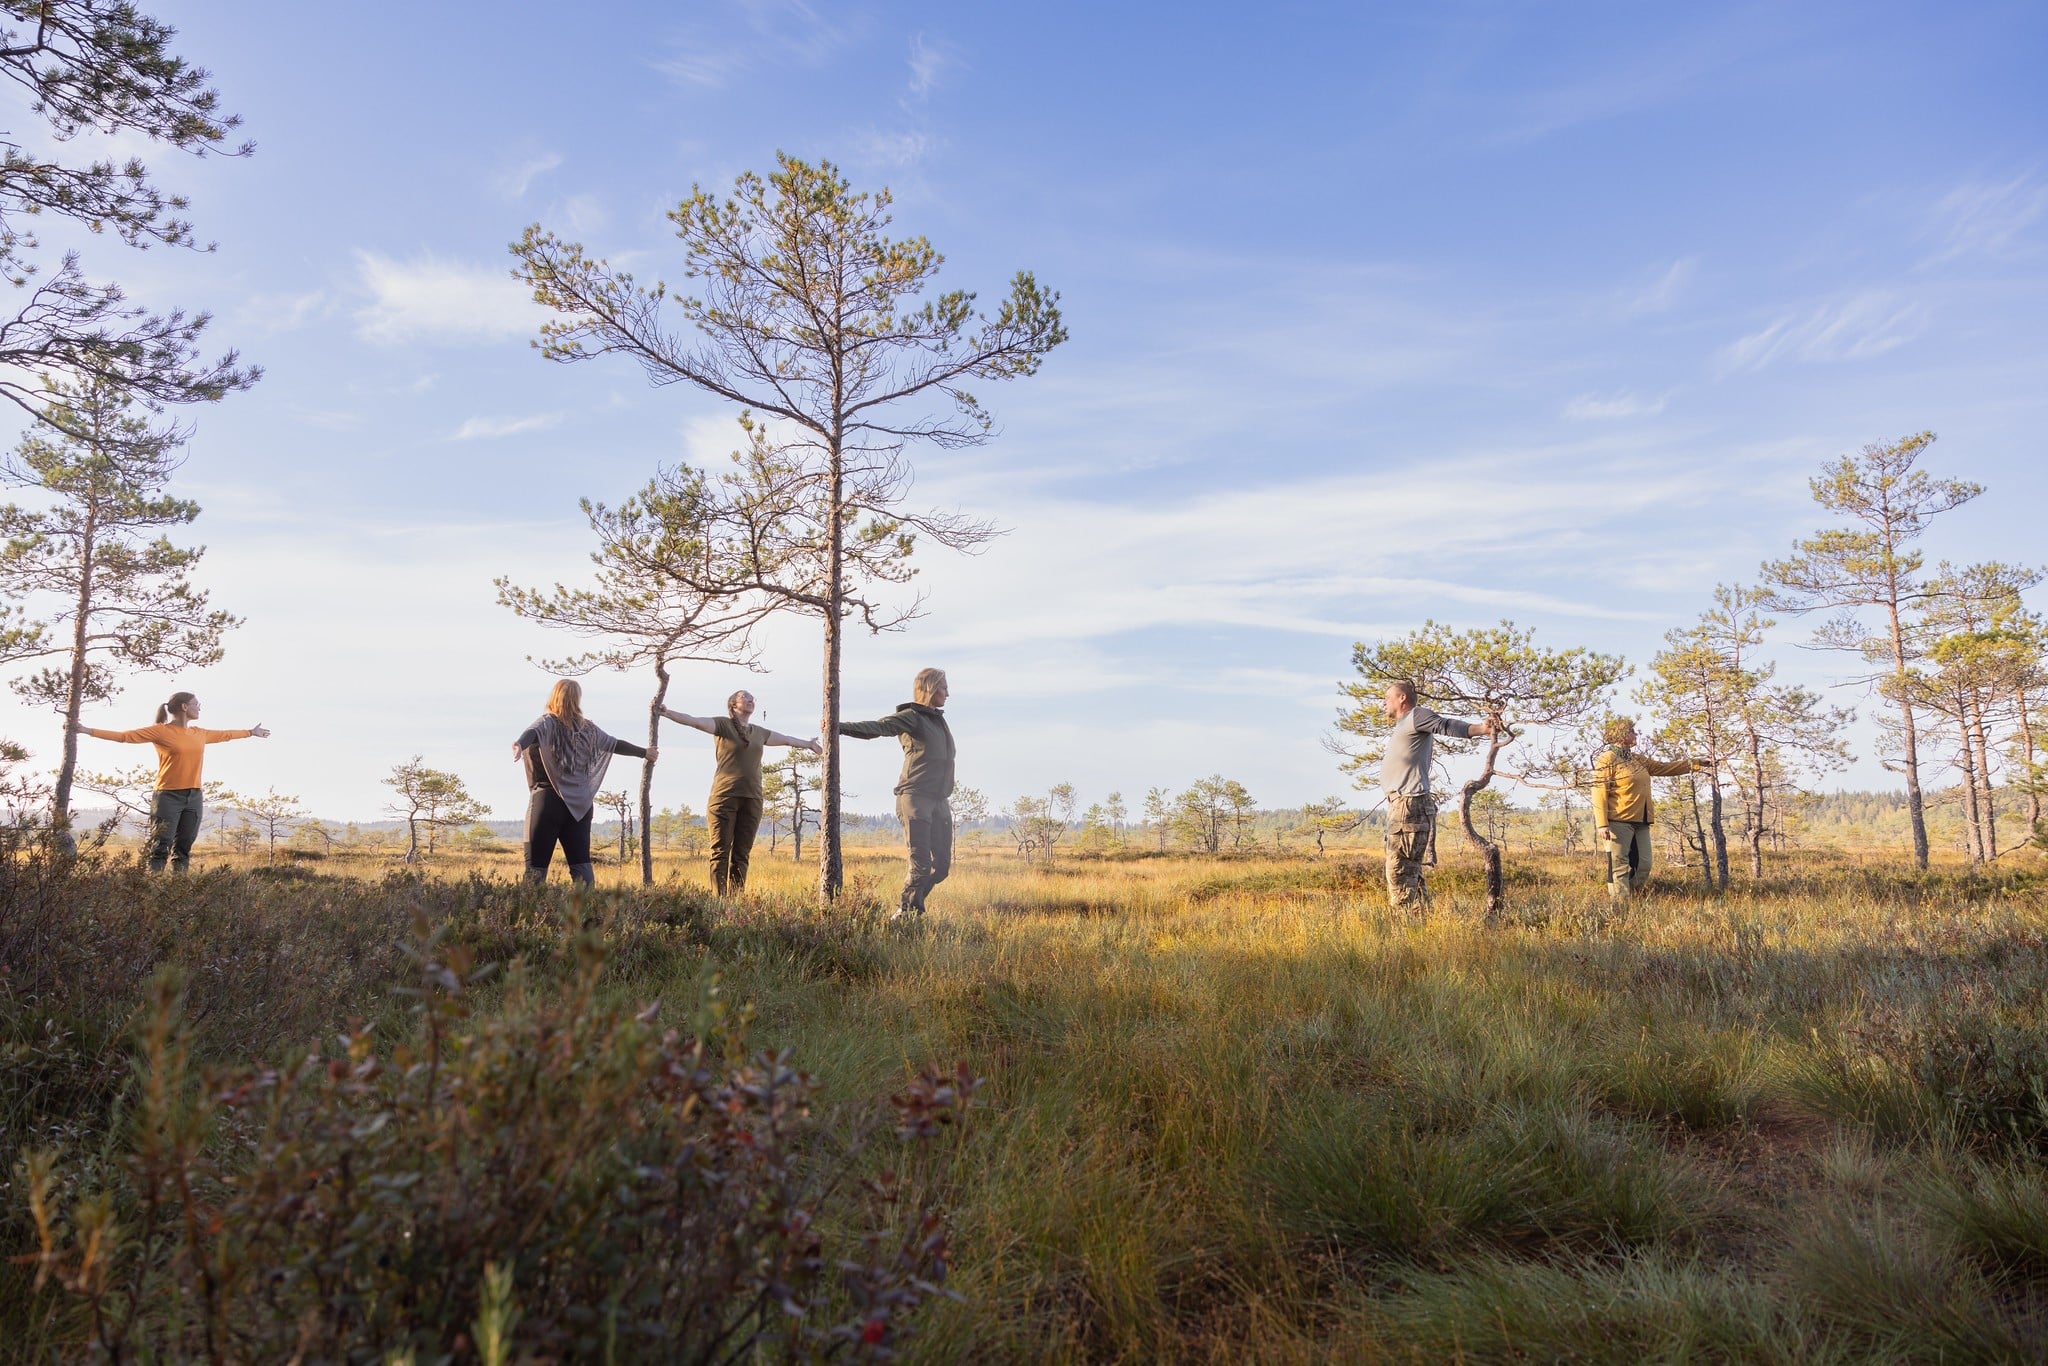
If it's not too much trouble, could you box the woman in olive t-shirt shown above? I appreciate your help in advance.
[661,690,821,895]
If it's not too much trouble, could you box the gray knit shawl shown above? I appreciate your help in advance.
[531,713,615,821]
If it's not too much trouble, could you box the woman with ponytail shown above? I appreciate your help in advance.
[71,691,271,872]
[512,679,655,885]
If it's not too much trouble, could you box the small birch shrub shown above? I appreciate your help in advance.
[19,920,976,1361]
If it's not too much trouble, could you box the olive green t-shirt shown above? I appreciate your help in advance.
[709,717,770,803]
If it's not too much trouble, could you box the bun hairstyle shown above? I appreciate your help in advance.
[156,691,196,724]
[545,678,586,730]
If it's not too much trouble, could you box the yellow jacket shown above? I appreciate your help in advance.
[1591,746,1702,827]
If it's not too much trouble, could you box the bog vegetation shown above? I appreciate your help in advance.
[3,831,2046,1360]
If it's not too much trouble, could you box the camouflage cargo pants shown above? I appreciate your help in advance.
[1384,792,1436,908]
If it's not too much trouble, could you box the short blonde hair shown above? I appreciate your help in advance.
[546,678,586,730]
[913,667,948,704]
[1602,716,1637,746]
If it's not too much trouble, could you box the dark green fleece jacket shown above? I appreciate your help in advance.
[839,702,955,799]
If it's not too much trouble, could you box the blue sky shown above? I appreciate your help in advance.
[4,1,2045,822]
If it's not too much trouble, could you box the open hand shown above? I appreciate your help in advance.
[250,724,271,738]
[804,737,823,754]
[511,743,526,762]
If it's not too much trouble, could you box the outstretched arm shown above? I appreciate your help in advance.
[72,723,157,743]
[840,715,913,739]
[763,729,823,754]
[658,707,722,737]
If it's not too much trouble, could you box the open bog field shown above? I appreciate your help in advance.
[5,842,2047,1361]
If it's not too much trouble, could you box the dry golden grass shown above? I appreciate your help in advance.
[7,834,2047,1360]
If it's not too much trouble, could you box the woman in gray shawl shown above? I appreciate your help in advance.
[511,679,654,884]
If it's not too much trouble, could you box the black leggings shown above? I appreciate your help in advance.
[525,789,594,882]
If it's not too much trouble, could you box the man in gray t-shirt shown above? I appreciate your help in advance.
[1378,680,1497,908]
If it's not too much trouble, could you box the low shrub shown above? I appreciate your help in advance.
[17,918,977,1361]
[1817,988,2048,1156]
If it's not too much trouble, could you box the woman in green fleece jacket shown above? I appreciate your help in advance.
[839,667,956,918]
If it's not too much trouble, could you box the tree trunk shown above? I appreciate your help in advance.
[1744,726,1767,879]
[2017,687,2042,831]
[1886,596,1930,869]
[1459,727,1507,921]
[639,659,670,885]
[1685,776,1713,890]
[817,437,847,902]
[1706,772,1729,890]
[1965,690,1998,859]
[49,508,99,854]
[1954,709,1984,865]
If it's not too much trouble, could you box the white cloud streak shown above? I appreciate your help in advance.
[497,151,563,199]
[1926,172,2047,263]
[353,251,539,347]
[1715,291,1924,374]
[452,414,562,441]
[652,0,851,90]
[1563,391,1667,420]
[906,33,953,98]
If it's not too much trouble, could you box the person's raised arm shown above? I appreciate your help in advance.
[658,707,722,737]
[763,728,823,754]
[71,721,156,743]
[839,713,912,740]
[203,724,269,741]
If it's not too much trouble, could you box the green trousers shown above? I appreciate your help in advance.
[1603,821,1653,898]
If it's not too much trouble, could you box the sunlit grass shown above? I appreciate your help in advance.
[8,837,2046,1358]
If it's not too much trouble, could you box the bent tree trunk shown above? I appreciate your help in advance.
[1458,723,1509,921]
[1707,772,1729,891]
[1685,776,1714,891]
[640,659,671,885]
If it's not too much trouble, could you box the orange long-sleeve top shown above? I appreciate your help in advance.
[87,724,252,790]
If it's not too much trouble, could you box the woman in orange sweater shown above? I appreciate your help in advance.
[72,690,271,872]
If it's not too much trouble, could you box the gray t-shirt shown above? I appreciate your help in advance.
[1380,705,1473,797]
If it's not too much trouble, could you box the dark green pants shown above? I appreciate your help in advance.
[708,794,763,895]
[148,787,204,873]
[896,793,953,915]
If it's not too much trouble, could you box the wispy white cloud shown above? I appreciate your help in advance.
[905,33,955,99]
[353,251,538,347]
[854,130,932,170]
[452,413,562,441]
[545,192,610,237]
[1563,391,1667,420]
[497,151,563,199]
[1925,172,2047,263]
[653,0,852,90]
[236,289,328,333]
[1623,257,1697,315]
[1715,291,1924,374]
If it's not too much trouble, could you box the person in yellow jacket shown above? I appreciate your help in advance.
[72,690,271,872]
[1591,717,1710,900]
